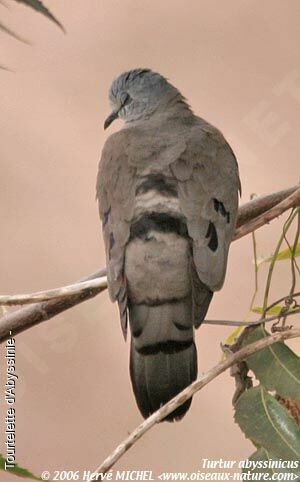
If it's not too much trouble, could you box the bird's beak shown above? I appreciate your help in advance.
[104,110,119,130]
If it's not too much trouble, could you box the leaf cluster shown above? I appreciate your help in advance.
[233,209,300,480]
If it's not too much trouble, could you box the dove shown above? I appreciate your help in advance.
[96,69,240,421]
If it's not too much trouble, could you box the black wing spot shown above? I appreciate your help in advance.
[103,206,111,227]
[213,198,230,224]
[206,221,218,252]
[109,232,115,260]
[213,198,220,212]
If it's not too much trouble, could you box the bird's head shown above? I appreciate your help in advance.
[104,68,187,129]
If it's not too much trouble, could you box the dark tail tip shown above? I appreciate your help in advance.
[130,340,197,422]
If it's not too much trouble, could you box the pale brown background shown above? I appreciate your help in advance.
[0,0,299,480]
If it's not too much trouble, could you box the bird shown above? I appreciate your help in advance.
[96,68,241,421]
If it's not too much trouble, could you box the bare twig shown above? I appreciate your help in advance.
[0,186,299,343]
[0,269,106,343]
[262,208,299,315]
[89,327,300,477]
[236,185,299,228]
[249,194,259,312]
[0,277,107,306]
[263,292,300,314]
[204,308,300,326]
[234,188,300,240]
[289,211,300,296]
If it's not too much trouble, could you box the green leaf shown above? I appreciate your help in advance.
[251,305,298,315]
[235,386,300,462]
[0,21,29,43]
[258,242,300,265]
[243,325,300,404]
[12,0,65,31]
[0,453,41,480]
[243,447,300,479]
[252,305,282,315]
[224,326,244,347]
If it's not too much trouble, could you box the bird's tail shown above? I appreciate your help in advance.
[129,299,197,421]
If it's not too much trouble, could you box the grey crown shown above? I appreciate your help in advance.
[96,68,241,421]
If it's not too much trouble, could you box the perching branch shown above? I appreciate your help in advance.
[0,277,108,306]
[0,185,299,343]
[234,186,300,240]
[0,268,106,343]
[89,326,300,478]
[235,185,299,228]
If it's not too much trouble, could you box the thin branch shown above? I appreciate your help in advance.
[0,277,107,306]
[234,188,300,240]
[289,211,300,296]
[204,308,300,326]
[0,185,299,343]
[236,185,299,228]
[0,269,106,343]
[249,194,259,312]
[263,292,300,314]
[89,327,300,478]
[262,208,299,314]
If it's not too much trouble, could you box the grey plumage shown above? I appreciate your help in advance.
[96,69,240,421]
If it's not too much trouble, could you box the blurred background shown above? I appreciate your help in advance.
[0,0,299,479]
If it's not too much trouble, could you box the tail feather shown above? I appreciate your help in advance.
[129,298,197,421]
[130,339,197,421]
[125,229,213,421]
